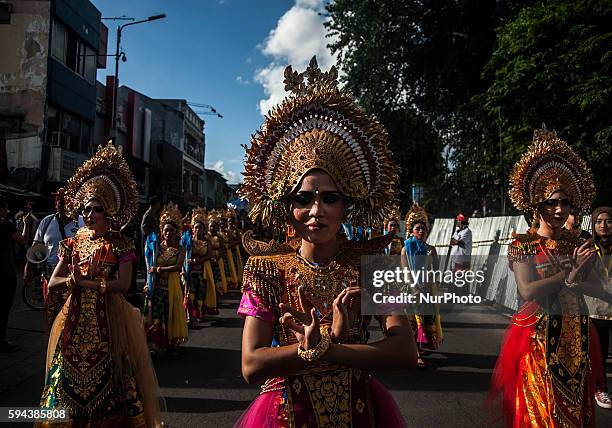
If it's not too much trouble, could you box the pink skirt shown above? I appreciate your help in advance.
[234,376,406,427]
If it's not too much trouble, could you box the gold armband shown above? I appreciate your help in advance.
[297,327,331,362]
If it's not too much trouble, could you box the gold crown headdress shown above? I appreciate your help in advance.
[405,203,430,232]
[190,207,208,226]
[207,210,221,225]
[383,206,401,230]
[159,204,183,231]
[240,57,399,227]
[509,128,595,214]
[64,141,138,226]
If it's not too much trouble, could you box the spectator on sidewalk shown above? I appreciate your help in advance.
[0,196,31,352]
[140,196,161,242]
[450,213,473,295]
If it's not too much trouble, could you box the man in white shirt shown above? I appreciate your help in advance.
[23,189,84,328]
[450,213,472,294]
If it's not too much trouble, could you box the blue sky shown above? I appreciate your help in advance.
[92,0,337,184]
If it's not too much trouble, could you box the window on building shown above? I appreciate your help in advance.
[47,105,93,156]
[51,19,66,61]
[191,173,199,195]
[51,18,96,84]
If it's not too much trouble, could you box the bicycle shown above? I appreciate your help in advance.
[22,265,50,311]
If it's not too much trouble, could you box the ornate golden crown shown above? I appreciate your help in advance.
[405,203,430,233]
[190,207,208,226]
[64,141,138,226]
[240,57,399,227]
[383,206,401,230]
[159,204,183,231]
[509,128,595,214]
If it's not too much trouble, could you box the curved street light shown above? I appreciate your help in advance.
[110,13,167,139]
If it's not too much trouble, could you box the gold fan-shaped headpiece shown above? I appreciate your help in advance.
[383,206,401,230]
[191,207,208,227]
[64,141,138,226]
[509,128,595,214]
[240,56,399,228]
[159,204,183,231]
[404,203,430,233]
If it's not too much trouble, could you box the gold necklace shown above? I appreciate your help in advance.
[285,252,357,318]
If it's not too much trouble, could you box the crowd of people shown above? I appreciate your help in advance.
[0,57,610,427]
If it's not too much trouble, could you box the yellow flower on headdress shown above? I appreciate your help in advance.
[240,56,399,227]
[159,204,183,231]
[508,128,595,214]
[63,141,138,226]
[404,203,430,235]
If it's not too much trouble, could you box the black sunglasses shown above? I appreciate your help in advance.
[83,206,105,214]
[542,198,571,208]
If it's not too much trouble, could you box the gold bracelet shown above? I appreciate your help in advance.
[564,277,578,289]
[99,278,107,295]
[65,277,74,290]
[297,327,331,362]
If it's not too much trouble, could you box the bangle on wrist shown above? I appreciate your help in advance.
[65,277,74,290]
[564,277,578,289]
[297,327,331,363]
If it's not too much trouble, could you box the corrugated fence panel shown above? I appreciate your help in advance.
[428,215,529,311]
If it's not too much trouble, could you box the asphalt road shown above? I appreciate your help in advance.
[1,283,611,428]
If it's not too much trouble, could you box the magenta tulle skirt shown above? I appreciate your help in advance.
[234,376,406,427]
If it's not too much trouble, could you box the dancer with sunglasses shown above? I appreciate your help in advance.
[235,58,416,427]
[36,142,163,427]
[488,129,612,427]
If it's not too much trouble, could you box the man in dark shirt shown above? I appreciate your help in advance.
[140,196,161,240]
[0,196,30,352]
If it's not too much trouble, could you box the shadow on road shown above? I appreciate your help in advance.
[163,396,253,413]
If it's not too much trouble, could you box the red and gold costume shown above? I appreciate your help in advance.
[37,142,162,427]
[489,129,600,427]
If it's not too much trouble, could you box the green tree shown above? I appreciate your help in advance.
[482,0,612,207]
[325,0,521,215]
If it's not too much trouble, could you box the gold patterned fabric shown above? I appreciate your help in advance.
[240,57,399,228]
[238,234,398,427]
[491,232,596,428]
[37,230,161,427]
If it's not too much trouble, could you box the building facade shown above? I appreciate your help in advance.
[0,0,107,194]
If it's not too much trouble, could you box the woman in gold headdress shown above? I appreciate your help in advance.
[143,204,188,353]
[488,129,611,427]
[207,213,228,295]
[184,207,210,322]
[401,203,443,365]
[383,207,403,255]
[226,209,245,283]
[235,58,417,427]
[220,210,240,289]
[36,142,163,427]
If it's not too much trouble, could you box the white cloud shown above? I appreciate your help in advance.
[208,160,240,184]
[255,0,338,115]
[236,75,250,85]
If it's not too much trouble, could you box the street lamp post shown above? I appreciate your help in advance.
[110,14,166,140]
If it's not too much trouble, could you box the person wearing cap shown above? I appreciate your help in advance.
[450,213,473,288]
[24,188,85,330]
